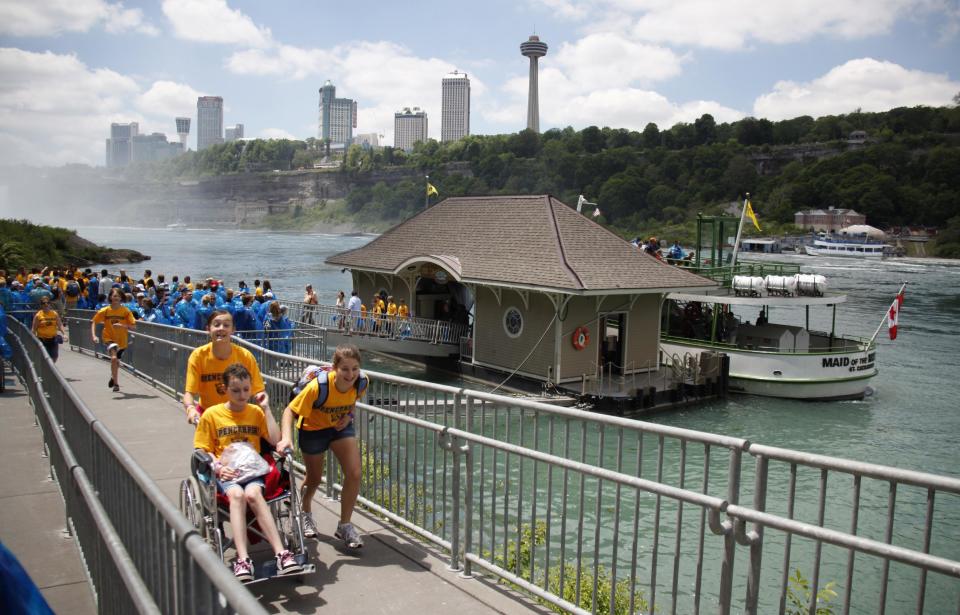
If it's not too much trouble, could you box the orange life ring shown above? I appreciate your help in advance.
[572,326,590,350]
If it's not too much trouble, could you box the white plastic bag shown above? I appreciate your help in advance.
[219,442,270,483]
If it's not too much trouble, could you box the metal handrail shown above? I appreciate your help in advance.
[284,299,470,345]
[5,316,267,615]
[40,313,960,614]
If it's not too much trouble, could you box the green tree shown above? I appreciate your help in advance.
[694,114,717,145]
[641,122,660,148]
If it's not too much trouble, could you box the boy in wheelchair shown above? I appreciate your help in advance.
[193,363,303,582]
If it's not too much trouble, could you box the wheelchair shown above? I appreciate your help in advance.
[179,445,315,583]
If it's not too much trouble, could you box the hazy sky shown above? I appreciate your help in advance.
[1,0,958,166]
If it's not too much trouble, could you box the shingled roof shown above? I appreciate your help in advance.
[326,195,716,294]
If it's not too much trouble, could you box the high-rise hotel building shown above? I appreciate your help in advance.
[394,107,428,152]
[441,71,470,143]
[318,81,357,146]
[105,122,138,168]
[196,96,224,150]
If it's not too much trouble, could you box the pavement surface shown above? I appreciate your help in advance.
[0,366,97,615]
[8,345,548,614]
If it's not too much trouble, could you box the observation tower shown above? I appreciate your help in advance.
[175,117,190,150]
[520,35,548,132]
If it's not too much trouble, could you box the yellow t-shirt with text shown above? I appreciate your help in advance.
[34,310,58,339]
[193,402,268,459]
[92,305,136,348]
[288,370,363,431]
[185,343,265,408]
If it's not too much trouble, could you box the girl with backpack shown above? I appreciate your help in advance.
[276,345,368,548]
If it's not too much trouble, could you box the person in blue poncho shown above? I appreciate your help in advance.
[668,240,685,261]
[174,288,198,329]
[233,294,257,339]
[262,301,292,355]
[194,293,217,329]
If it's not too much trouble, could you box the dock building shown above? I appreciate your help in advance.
[326,195,717,400]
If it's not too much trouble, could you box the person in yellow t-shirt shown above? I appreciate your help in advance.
[183,309,271,426]
[90,287,136,393]
[385,296,398,336]
[32,296,65,362]
[193,363,301,582]
[276,345,367,548]
[371,296,383,335]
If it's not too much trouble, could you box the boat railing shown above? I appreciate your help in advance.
[662,333,876,354]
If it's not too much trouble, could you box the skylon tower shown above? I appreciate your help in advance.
[520,35,548,132]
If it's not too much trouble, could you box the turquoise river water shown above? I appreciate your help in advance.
[77,226,960,611]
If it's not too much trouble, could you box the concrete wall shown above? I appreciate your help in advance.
[474,287,555,381]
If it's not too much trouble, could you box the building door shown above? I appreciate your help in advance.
[598,313,626,375]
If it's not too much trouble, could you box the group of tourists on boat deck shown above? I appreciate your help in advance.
[629,237,689,262]
[666,301,742,343]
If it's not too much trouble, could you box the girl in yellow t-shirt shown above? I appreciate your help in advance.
[90,287,136,393]
[277,345,367,548]
[182,309,271,427]
[32,296,64,362]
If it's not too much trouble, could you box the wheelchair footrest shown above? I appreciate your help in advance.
[248,553,313,583]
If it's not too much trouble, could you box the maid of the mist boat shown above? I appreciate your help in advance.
[661,202,895,400]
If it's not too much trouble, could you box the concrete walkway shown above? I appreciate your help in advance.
[0,366,97,615]
[46,346,546,614]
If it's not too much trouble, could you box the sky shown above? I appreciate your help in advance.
[0,0,958,167]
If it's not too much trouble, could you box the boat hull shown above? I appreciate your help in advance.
[661,340,877,401]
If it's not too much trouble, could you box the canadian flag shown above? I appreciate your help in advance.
[887,291,905,340]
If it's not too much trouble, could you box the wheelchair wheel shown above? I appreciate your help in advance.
[179,477,204,534]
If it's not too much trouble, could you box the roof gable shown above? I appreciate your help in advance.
[327,195,715,293]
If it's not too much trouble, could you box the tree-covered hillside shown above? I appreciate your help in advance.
[134,105,960,250]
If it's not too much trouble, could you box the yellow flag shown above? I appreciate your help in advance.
[745,200,761,231]
[426,182,438,197]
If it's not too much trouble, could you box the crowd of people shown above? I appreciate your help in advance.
[2,266,297,350]
[4,265,370,584]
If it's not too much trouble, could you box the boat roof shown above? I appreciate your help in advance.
[668,289,847,306]
[326,195,718,295]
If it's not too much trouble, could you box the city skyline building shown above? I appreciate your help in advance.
[441,70,470,143]
[105,122,138,168]
[354,133,381,148]
[175,116,190,151]
[131,133,181,163]
[196,96,224,150]
[394,107,428,152]
[520,35,548,132]
[318,81,357,146]
[225,123,244,142]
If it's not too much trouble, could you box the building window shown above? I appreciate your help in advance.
[503,306,523,338]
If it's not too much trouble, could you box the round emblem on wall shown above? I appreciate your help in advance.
[434,270,448,284]
[503,306,523,338]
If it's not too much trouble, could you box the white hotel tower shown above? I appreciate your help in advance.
[441,71,470,143]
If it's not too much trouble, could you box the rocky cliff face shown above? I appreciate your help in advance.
[0,166,428,227]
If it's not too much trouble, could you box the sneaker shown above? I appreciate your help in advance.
[302,512,318,538]
[335,522,363,549]
[108,378,114,388]
[233,557,254,582]
[112,384,120,393]
[275,550,302,576]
